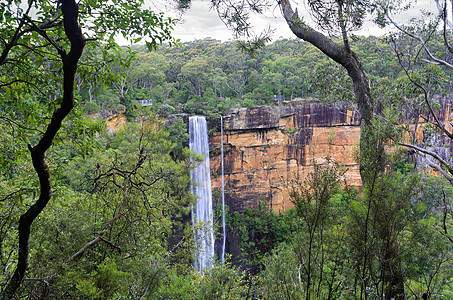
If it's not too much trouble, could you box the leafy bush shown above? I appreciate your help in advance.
[227,202,297,269]
[83,102,99,114]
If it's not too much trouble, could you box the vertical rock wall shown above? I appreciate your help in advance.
[209,96,453,213]
[209,102,361,213]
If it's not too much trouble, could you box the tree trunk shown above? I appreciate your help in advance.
[280,0,375,169]
[382,232,405,300]
[278,1,404,299]
[278,0,375,177]
[0,1,85,298]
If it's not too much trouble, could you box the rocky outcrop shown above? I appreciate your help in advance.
[100,96,453,213]
[208,101,362,212]
[208,96,453,213]
[105,113,127,133]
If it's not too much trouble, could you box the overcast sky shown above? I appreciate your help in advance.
[171,1,293,41]
[159,0,438,42]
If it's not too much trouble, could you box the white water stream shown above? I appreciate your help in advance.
[189,116,215,272]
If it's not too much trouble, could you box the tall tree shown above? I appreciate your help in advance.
[384,0,453,179]
[0,1,177,298]
[382,0,453,250]
[201,0,404,298]
[208,0,375,174]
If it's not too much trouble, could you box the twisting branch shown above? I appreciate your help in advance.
[434,0,453,53]
[440,190,453,243]
[23,15,66,57]
[390,39,453,141]
[386,11,453,70]
[337,2,351,53]
[279,0,374,126]
[0,0,35,66]
[0,1,86,298]
[427,161,453,184]
[400,142,453,177]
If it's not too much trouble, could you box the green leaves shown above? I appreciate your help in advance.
[226,201,297,268]
[76,257,133,298]
[307,0,370,34]
[236,32,272,58]
[0,1,183,296]
[12,114,196,298]
[307,59,354,104]
[78,0,178,47]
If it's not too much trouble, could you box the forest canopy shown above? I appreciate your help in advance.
[1,0,453,299]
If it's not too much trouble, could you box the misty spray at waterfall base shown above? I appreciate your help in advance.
[189,116,215,272]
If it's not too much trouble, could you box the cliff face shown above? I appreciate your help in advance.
[208,96,453,213]
[208,101,362,212]
[101,96,453,214]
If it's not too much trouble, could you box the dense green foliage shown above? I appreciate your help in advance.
[1,0,453,297]
[75,36,417,117]
[0,1,183,297]
[226,202,297,269]
[0,114,198,298]
[224,162,453,299]
[2,32,453,298]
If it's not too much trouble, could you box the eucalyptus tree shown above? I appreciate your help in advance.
[287,162,347,299]
[375,6,453,282]
[382,0,453,182]
[187,0,405,298]
[181,56,209,97]
[0,1,177,298]
[203,0,381,178]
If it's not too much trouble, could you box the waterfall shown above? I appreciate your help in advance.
[220,116,226,264]
[189,116,214,272]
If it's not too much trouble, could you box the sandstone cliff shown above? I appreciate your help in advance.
[208,96,453,213]
[100,96,453,213]
[208,101,360,213]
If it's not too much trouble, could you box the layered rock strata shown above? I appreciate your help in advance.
[208,101,361,213]
[208,96,453,213]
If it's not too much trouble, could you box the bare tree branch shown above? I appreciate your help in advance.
[400,142,453,177]
[386,11,453,71]
[390,40,453,141]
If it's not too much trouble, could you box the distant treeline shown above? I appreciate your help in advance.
[77,36,450,118]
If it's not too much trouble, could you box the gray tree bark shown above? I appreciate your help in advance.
[278,1,404,299]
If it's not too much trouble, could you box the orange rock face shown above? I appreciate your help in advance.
[105,112,127,133]
[209,103,362,213]
[209,96,453,213]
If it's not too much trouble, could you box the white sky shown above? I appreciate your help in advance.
[164,0,437,42]
[171,0,293,41]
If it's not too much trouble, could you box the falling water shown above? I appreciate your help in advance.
[189,116,215,272]
[220,116,226,264]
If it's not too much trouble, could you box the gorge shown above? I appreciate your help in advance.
[107,96,453,265]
